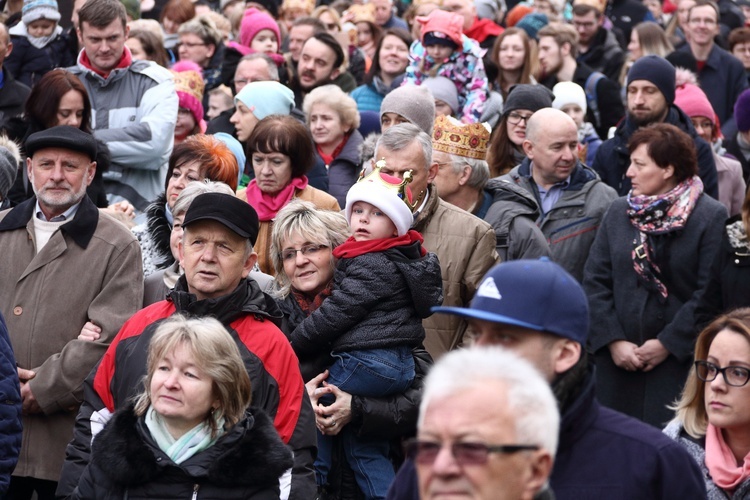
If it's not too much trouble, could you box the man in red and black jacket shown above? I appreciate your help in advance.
[57,193,317,500]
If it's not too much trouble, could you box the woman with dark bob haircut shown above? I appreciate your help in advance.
[583,123,728,427]
[237,114,340,275]
[665,308,750,498]
[3,69,109,207]
[133,135,240,277]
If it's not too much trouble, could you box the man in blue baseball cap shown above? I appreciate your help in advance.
[388,258,706,500]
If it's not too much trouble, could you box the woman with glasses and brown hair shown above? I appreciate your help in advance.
[487,84,553,177]
[665,308,750,499]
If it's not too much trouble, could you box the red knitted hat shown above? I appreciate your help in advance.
[674,83,715,124]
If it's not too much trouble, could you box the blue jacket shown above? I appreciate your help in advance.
[678,44,748,125]
[351,83,386,113]
[0,311,21,496]
[592,106,719,199]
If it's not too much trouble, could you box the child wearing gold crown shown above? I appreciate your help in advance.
[289,165,443,499]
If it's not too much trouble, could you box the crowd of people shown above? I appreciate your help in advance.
[0,0,749,498]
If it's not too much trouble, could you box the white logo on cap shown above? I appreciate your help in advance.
[477,278,502,300]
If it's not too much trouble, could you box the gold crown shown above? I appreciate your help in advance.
[358,159,418,211]
[432,115,491,160]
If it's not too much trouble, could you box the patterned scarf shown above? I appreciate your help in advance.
[626,176,703,299]
[293,281,333,316]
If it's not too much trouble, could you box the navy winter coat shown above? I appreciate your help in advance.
[5,32,75,88]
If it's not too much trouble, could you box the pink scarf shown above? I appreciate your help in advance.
[705,423,750,491]
[244,176,308,221]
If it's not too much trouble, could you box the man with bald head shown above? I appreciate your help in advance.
[502,108,617,281]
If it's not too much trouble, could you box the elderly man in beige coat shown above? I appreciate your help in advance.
[0,126,142,499]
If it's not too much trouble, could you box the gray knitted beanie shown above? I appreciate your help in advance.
[380,85,437,135]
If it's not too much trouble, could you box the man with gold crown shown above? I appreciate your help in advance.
[431,115,551,262]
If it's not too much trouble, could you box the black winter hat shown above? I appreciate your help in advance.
[627,55,676,105]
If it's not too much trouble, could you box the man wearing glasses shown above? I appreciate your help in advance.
[388,259,705,499]
[413,346,559,500]
[678,0,747,124]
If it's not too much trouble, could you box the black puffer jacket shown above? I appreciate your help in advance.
[290,241,443,356]
[72,407,293,500]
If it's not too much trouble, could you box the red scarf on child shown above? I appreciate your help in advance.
[332,230,426,259]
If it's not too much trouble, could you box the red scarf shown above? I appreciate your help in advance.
[244,176,308,221]
[292,281,333,316]
[465,17,503,43]
[332,230,426,259]
[79,46,133,79]
[316,134,350,167]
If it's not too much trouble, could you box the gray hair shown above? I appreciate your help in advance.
[237,53,280,82]
[447,154,490,190]
[270,200,350,298]
[374,123,433,171]
[178,16,222,46]
[172,180,235,217]
[420,346,560,455]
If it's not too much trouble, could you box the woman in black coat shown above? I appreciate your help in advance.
[270,199,434,500]
[72,315,293,500]
[583,123,727,427]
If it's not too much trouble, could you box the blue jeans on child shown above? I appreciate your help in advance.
[315,346,415,499]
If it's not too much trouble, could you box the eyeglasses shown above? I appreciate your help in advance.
[280,244,328,261]
[325,23,339,31]
[507,112,533,126]
[405,439,539,466]
[177,41,206,49]
[695,360,750,387]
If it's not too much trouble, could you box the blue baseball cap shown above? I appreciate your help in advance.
[432,258,589,344]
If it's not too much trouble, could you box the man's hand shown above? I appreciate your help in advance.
[18,368,42,415]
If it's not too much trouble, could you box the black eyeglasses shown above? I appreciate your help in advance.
[176,41,206,49]
[507,112,533,126]
[405,439,539,466]
[695,360,750,387]
[280,244,328,262]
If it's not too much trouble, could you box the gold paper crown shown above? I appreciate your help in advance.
[171,70,205,102]
[432,115,491,161]
[357,159,418,211]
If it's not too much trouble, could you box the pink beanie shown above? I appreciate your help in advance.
[417,10,464,48]
[171,61,206,132]
[674,83,715,124]
[239,8,280,48]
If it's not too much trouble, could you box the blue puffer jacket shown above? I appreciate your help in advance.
[0,311,21,496]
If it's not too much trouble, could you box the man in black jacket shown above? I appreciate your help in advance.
[537,23,624,138]
[573,3,625,81]
[592,55,719,198]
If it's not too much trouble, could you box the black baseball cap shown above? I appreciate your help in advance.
[182,193,260,245]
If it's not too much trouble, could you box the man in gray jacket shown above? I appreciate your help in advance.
[69,0,177,212]
[502,108,617,281]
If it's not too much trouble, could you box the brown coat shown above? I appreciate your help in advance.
[0,197,143,481]
[414,185,499,359]
[237,185,340,275]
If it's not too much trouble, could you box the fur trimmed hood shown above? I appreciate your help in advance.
[90,405,293,489]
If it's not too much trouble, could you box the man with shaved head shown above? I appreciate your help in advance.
[501,108,617,281]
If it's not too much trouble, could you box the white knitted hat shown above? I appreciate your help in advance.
[552,81,587,114]
[345,170,415,237]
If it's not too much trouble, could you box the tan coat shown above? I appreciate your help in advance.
[237,185,340,275]
[414,185,499,359]
[0,198,143,481]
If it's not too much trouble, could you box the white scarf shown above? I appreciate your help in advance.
[145,406,225,464]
